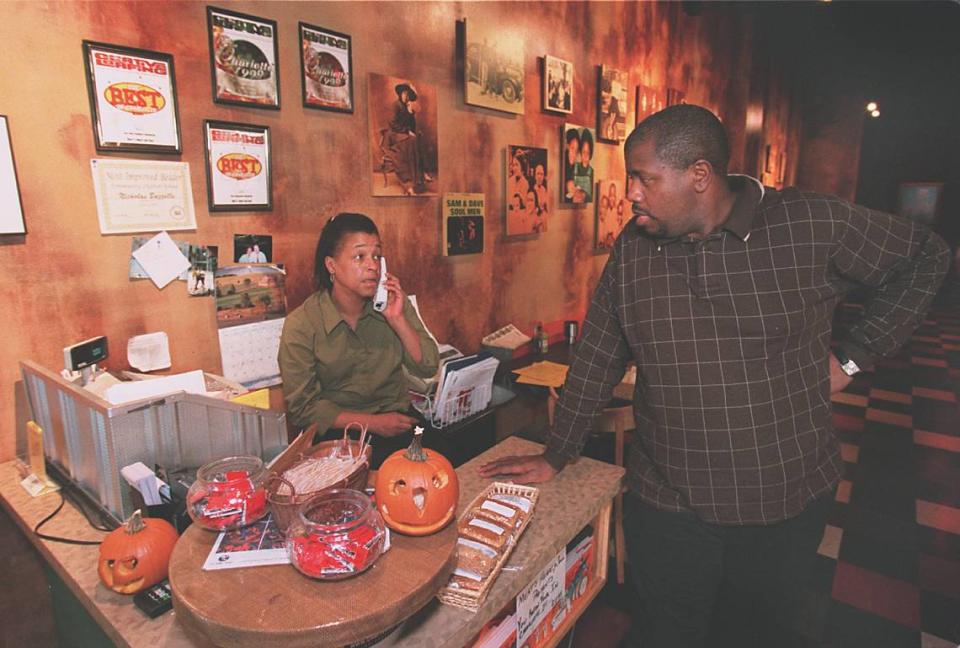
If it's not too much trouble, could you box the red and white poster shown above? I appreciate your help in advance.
[83,41,181,153]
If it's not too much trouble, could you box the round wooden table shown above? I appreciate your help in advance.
[169,520,457,647]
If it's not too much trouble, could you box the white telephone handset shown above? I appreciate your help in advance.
[373,256,389,312]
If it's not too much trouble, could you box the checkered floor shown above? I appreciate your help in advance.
[571,280,960,648]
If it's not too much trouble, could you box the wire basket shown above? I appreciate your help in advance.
[412,382,493,429]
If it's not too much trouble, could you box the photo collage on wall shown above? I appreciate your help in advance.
[505,146,549,238]
[74,5,694,303]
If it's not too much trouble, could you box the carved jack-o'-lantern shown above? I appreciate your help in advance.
[97,509,178,595]
[375,427,459,536]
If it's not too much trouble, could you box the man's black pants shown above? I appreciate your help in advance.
[620,492,832,648]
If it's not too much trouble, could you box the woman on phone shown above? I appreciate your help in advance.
[278,212,441,467]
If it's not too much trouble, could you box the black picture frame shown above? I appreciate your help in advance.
[207,6,280,110]
[203,120,272,212]
[299,22,354,113]
[0,115,26,235]
[81,40,182,154]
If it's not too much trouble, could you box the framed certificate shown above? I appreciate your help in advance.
[82,41,182,154]
[203,121,272,211]
[207,6,280,109]
[90,159,196,234]
[0,115,26,235]
[299,22,353,113]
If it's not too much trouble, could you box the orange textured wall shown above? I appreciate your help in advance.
[0,1,801,461]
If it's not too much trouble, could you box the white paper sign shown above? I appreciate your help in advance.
[127,332,172,371]
[91,158,196,234]
[0,116,25,234]
[516,548,565,645]
[131,231,191,289]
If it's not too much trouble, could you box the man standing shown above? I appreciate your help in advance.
[481,105,949,647]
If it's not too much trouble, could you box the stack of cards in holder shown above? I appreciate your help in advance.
[437,482,539,611]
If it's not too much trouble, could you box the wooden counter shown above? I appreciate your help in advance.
[0,436,624,647]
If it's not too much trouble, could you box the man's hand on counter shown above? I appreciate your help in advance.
[478,454,558,484]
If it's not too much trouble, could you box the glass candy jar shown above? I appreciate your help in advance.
[286,489,387,580]
[187,456,268,531]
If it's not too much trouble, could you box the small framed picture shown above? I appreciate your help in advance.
[598,65,628,143]
[544,55,573,114]
[561,124,596,205]
[443,193,485,256]
[82,41,182,154]
[463,17,525,115]
[299,22,353,112]
[203,121,272,211]
[0,115,25,235]
[635,84,666,124]
[505,145,549,237]
[207,6,280,109]
[594,179,628,253]
[898,182,943,225]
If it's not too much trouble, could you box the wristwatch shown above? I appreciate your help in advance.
[834,348,861,376]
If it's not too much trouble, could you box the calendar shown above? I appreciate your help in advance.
[218,318,285,389]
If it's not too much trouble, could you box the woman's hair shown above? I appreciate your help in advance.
[314,212,379,289]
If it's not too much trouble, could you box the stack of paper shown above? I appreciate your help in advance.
[434,353,500,425]
[512,361,569,388]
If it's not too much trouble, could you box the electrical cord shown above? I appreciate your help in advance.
[33,489,111,546]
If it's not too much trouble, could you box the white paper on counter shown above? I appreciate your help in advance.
[131,231,191,289]
[127,332,172,371]
[105,369,207,405]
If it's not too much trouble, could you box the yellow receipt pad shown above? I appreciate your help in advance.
[512,361,569,387]
[231,388,271,410]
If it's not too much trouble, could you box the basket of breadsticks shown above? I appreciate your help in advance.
[266,423,373,532]
[436,481,539,611]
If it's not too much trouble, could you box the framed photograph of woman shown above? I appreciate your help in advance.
[207,6,280,109]
[0,116,25,235]
[203,120,272,211]
[505,145,548,237]
[594,179,627,253]
[598,65,628,143]
[82,41,181,154]
[561,124,595,205]
[543,55,573,114]
[299,22,353,112]
[368,73,439,196]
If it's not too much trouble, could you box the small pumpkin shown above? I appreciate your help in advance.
[97,509,178,595]
[375,427,459,536]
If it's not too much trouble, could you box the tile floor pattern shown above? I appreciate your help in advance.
[570,283,960,648]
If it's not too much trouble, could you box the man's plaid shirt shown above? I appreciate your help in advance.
[545,177,949,525]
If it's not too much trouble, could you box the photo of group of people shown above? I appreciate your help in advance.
[594,179,628,252]
[561,125,595,204]
[505,145,549,237]
[368,73,439,196]
[599,65,628,142]
[544,55,573,114]
[464,18,525,115]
